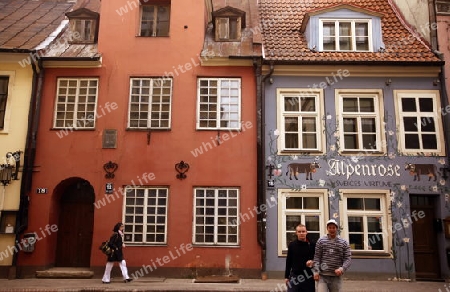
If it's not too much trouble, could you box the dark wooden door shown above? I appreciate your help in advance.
[410,195,440,280]
[55,180,94,267]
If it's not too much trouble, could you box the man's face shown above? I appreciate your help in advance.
[296,226,308,241]
[327,224,338,236]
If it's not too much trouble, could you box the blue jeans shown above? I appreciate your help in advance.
[317,275,342,292]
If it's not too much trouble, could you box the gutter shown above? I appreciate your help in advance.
[254,57,274,277]
[11,57,45,278]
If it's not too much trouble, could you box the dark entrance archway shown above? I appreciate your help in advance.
[55,178,94,267]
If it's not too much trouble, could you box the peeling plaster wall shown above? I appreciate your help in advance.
[392,0,431,42]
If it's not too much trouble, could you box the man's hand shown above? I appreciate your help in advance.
[313,274,320,281]
[306,260,313,267]
[334,268,343,276]
[285,278,290,286]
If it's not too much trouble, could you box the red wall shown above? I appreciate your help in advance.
[19,0,261,273]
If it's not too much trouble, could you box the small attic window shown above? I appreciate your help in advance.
[66,8,99,44]
[212,6,245,42]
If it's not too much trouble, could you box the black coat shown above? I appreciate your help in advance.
[285,239,315,292]
[107,232,124,262]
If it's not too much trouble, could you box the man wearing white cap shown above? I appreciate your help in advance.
[313,219,351,292]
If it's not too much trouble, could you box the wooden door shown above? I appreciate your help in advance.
[410,195,440,280]
[55,180,94,267]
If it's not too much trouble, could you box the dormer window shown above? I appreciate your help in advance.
[301,4,383,53]
[66,8,99,44]
[212,6,245,42]
[321,20,371,51]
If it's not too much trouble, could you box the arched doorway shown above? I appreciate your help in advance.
[55,178,94,267]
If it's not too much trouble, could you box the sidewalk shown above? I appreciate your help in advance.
[0,277,448,292]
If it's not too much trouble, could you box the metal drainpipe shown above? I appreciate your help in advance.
[254,57,274,277]
[11,57,44,278]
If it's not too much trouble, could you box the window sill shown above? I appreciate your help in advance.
[191,244,240,248]
[350,251,391,259]
[126,128,171,132]
[278,150,324,155]
[339,151,385,156]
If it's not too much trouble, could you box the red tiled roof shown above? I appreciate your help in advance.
[0,0,75,50]
[259,0,442,64]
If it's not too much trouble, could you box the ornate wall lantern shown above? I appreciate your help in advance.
[175,161,189,180]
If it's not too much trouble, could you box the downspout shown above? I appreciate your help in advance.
[11,57,44,278]
[254,57,274,277]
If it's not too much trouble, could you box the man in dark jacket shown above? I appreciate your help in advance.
[284,223,316,292]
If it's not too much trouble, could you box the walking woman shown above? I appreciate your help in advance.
[102,222,133,283]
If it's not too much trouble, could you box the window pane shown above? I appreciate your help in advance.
[360,98,374,112]
[301,97,316,111]
[361,118,376,132]
[303,133,317,148]
[343,118,357,132]
[0,77,8,129]
[401,98,416,112]
[285,117,298,131]
[368,234,383,250]
[304,197,319,209]
[348,198,363,210]
[349,234,364,250]
[343,98,358,112]
[364,198,380,210]
[422,134,437,149]
[323,22,336,50]
[302,118,316,131]
[419,98,433,112]
[405,134,420,149]
[344,134,357,149]
[403,117,418,131]
[339,22,351,36]
[348,217,363,232]
[421,117,435,132]
[367,217,382,232]
[284,97,299,111]
[286,197,302,209]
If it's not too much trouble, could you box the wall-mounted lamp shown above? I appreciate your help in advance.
[103,161,118,179]
[433,79,440,86]
[385,79,392,86]
[0,151,21,186]
[175,161,189,180]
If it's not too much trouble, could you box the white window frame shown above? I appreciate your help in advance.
[278,189,328,256]
[123,187,168,245]
[193,187,240,246]
[197,78,241,130]
[0,71,14,134]
[53,78,99,129]
[139,4,171,37]
[394,90,445,156]
[319,19,372,52]
[336,89,385,154]
[128,77,172,129]
[339,189,391,256]
[277,88,325,154]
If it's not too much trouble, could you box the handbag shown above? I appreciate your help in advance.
[99,240,113,255]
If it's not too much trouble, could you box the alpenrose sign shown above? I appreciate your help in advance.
[326,159,401,179]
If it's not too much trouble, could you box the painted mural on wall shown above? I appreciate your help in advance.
[267,111,450,279]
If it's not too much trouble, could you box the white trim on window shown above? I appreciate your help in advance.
[339,189,391,256]
[197,78,241,130]
[277,88,325,154]
[128,77,172,129]
[123,186,169,245]
[319,19,372,52]
[394,90,445,156]
[193,187,240,246]
[0,71,14,134]
[53,78,99,129]
[277,189,328,256]
[335,89,385,154]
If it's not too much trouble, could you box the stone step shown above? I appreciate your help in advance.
[35,267,94,279]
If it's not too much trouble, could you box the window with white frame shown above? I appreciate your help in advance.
[197,78,241,130]
[128,78,172,129]
[278,89,324,153]
[123,187,168,244]
[0,77,9,130]
[340,190,390,254]
[54,78,98,129]
[320,19,371,51]
[336,90,383,152]
[278,189,328,256]
[140,3,170,37]
[193,188,239,246]
[394,90,445,155]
